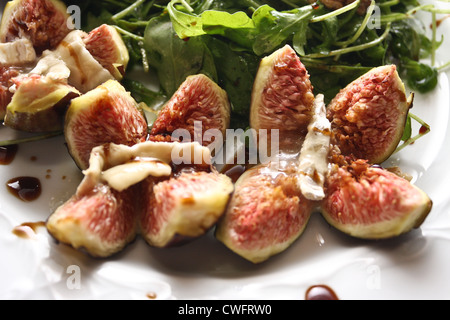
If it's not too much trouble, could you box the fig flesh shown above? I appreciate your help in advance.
[216,161,313,264]
[4,74,80,132]
[47,141,232,257]
[250,44,315,144]
[46,181,140,258]
[321,158,432,239]
[0,0,71,53]
[150,74,231,149]
[83,24,129,81]
[64,80,148,170]
[216,46,319,263]
[0,66,20,119]
[327,65,412,164]
[140,170,234,248]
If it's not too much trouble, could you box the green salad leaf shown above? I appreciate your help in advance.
[63,0,449,131]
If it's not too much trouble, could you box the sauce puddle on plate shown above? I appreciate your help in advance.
[12,221,46,239]
[305,284,339,300]
[6,176,42,202]
[0,144,19,165]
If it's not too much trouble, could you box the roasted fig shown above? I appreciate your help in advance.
[45,143,162,258]
[140,170,234,248]
[0,0,71,53]
[47,141,231,257]
[4,74,80,132]
[250,44,315,144]
[49,30,116,93]
[327,65,412,164]
[149,74,231,148]
[64,80,148,170]
[83,24,129,81]
[320,159,432,239]
[216,162,313,264]
[46,181,140,258]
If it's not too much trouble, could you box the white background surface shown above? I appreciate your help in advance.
[1,0,450,300]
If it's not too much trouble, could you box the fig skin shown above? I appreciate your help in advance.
[140,170,234,248]
[327,65,411,164]
[250,44,315,141]
[149,73,231,148]
[83,24,130,81]
[4,74,80,132]
[321,159,432,239]
[64,80,148,170]
[0,0,71,54]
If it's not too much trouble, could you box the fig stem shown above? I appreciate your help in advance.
[303,23,391,58]
[310,0,360,23]
[112,0,148,21]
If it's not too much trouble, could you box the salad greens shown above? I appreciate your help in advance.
[66,0,449,135]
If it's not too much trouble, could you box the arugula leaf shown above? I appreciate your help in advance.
[251,5,313,56]
[143,13,218,96]
[203,36,259,119]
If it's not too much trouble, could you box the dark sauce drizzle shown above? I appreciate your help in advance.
[0,144,18,165]
[6,176,42,202]
[305,285,339,300]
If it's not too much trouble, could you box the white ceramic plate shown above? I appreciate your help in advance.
[1,1,450,300]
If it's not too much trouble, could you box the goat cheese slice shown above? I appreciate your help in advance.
[297,94,331,201]
[0,38,36,66]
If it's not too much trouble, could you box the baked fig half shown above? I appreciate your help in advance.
[149,73,231,148]
[4,74,80,132]
[51,30,115,93]
[216,163,313,264]
[327,65,412,164]
[140,170,234,248]
[64,80,148,170]
[83,24,129,81]
[46,181,140,258]
[45,142,173,258]
[0,0,71,53]
[250,44,315,140]
[321,159,432,239]
[47,140,226,257]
